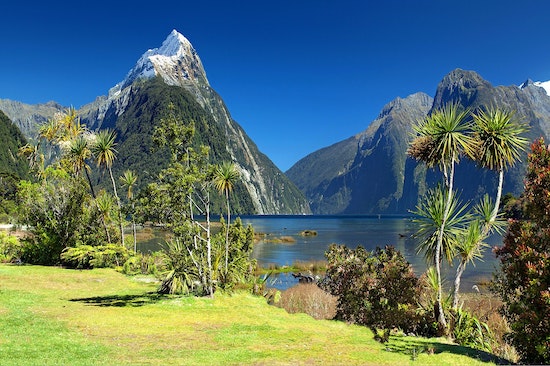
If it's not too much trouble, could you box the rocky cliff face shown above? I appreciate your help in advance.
[287,92,433,214]
[0,99,64,139]
[288,69,550,214]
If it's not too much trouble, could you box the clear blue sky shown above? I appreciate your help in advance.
[1,1,549,171]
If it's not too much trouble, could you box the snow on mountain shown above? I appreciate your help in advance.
[520,79,550,96]
[533,80,550,96]
[110,29,209,97]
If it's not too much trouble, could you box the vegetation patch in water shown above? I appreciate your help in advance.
[299,229,317,236]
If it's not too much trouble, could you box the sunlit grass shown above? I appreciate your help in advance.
[0,264,503,365]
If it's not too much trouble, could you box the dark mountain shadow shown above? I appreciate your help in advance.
[384,336,514,365]
[70,292,168,307]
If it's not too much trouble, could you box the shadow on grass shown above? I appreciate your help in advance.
[385,336,514,365]
[70,292,168,307]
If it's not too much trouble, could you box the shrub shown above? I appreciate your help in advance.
[492,138,550,364]
[277,283,337,320]
[320,244,422,342]
[121,251,168,276]
[0,231,21,263]
[61,244,133,269]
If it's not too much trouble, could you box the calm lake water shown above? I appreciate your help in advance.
[138,215,503,291]
[241,215,502,291]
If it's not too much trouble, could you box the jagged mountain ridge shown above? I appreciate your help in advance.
[288,69,550,214]
[287,92,434,213]
[0,30,310,215]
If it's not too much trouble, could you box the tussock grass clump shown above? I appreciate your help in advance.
[461,293,518,362]
[277,283,337,320]
[292,259,327,273]
[254,232,296,244]
[275,236,296,243]
[256,260,327,274]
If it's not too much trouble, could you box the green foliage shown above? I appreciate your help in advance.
[217,217,256,290]
[320,244,425,341]
[0,110,29,180]
[157,230,206,295]
[409,102,472,169]
[121,251,167,276]
[470,106,529,172]
[412,185,471,265]
[142,105,255,296]
[157,219,256,296]
[493,137,550,364]
[17,171,110,265]
[0,231,21,263]
[0,111,29,223]
[61,244,133,269]
[99,78,256,214]
[451,306,494,352]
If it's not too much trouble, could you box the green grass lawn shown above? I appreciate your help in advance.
[0,264,505,365]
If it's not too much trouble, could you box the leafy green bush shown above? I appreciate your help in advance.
[61,244,132,269]
[0,231,21,263]
[17,173,110,265]
[121,251,168,276]
[492,138,550,364]
[320,244,424,342]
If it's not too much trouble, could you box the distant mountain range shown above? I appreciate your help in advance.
[287,69,550,214]
[2,31,550,216]
[0,30,310,215]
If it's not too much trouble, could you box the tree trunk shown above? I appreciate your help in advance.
[86,169,111,244]
[225,189,230,273]
[205,191,214,298]
[435,158,455,332]
[132,212,137,253]
[108,167,125,246]
[490,169,504,225]
[453,260,466,310]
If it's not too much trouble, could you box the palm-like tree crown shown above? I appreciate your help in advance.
[92,129,118,169]
[66,136,92,176]
[214,162,239,195]
[471,106,529,171]
[409,103,472,169]
[120,170,138,199]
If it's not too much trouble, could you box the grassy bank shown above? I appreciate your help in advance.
[0,264,504,365]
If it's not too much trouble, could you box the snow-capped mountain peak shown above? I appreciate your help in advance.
[154,29,193,57]
[520,79,550,96]
[111,29,209,95]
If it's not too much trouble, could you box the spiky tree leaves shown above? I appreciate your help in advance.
[409,103,472,178]
[470,106,529,222]
[409,103,472,331]
[413,185,471,265]
[409,102,529,329]
[120,170,138,252]
[92,129,124,246]
[214,161,240,272]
